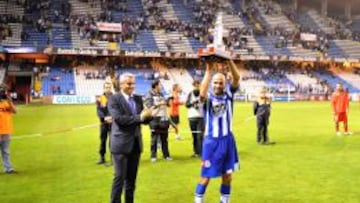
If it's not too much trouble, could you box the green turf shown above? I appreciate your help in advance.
[1,102,360,203]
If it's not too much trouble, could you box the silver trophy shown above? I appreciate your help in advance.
[197,12,231,60]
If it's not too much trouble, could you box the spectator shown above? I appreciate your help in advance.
[0,84,17,174]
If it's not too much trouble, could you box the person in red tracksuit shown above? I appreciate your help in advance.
[168,84,183,140]
[331,83,352,136]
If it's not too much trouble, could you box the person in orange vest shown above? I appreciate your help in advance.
[168,83,183,140]
[0,84,17,174]
[331,83,352,136]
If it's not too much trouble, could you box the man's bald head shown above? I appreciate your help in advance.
[211,73,226,95]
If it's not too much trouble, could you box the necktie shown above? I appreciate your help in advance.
[128,96,136,114]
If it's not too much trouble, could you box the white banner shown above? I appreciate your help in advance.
[300,33,317,41]
[96,22,122,32]
[53,95,96,104]
[351,93,359,102]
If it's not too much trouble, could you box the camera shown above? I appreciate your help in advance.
[0,86,7,100]
[193,100,200,109]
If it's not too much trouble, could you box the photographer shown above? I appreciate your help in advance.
[0,84,17,174]
[185,80,204,158]
[144,80,172,162]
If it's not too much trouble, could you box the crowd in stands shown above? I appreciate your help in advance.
[143,0,163,21]
[82,68,109,80]
[244,61,332,94]
[101,0,128,13]
[73,13,145,45]
[0,23,12,41]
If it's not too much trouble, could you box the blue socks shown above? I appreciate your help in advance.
[194,183,207,203]
[195,183,231,203]
[220,184,231,195]
[220,184,231,203]
[195,183,207,195]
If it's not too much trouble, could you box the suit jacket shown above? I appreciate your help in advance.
[108,92,146,154]
[253,97,271,118]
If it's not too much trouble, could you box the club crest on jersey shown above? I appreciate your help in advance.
[202,160,211,168]
[211,101,227,116]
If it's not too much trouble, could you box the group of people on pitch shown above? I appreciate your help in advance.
[92,57,353,203]
[93,58,243,203]
[96,79,188,165]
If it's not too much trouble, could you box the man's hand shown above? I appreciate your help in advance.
[192,100,200,107]
[104,116,112,123]
[159,100,167,106]
[6,96,16,113]
[140,108,153,121]
[205,61,215,72]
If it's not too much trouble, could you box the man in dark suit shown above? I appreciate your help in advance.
[108,72,152,203]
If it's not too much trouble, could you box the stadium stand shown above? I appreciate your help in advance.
[151,61,174,95]
[42,68,76,96]
[251,0,297,32]
[0,23,22,47]
[0,67,5,84]
[313,70,359,93]
[161,31,193,53]
[171,0,195,23]
[255,36,293,56]
[330,40,360,59]
[116,66,154,96]
[120,30,158,51]
[21,25,49,48]
[336,72,360,91]
[1,0,360,101]
[352,16,360,32]
[238,68,266,94]
[305,10,336,35]
[286,72,323,94]
[68,0,102,16]
[51,25,72,48]
[327,40,348,58]
[112,0,144,22]
[166,67,194,95]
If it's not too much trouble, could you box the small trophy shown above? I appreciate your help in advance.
[197,12,232,61]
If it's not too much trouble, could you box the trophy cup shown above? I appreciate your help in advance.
[197,12,232,61]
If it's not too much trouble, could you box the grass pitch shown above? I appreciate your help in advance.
[1,102,360,203]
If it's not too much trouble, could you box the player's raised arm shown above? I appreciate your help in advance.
[226,59,240,89]
[199,62,213,101]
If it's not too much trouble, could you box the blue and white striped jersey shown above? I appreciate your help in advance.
[203,86,238,138]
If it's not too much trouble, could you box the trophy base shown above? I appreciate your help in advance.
[197,46,232,60]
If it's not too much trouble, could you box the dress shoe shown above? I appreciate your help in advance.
[5,169,17,174]
[96,157,105,164]
[191,154,200,158]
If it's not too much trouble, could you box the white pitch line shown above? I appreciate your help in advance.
[14,123,98,140]
[14,123,203,140]
[72,123,98,130]
[13,133,43,139]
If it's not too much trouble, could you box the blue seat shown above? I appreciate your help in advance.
[41,68,76,95]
